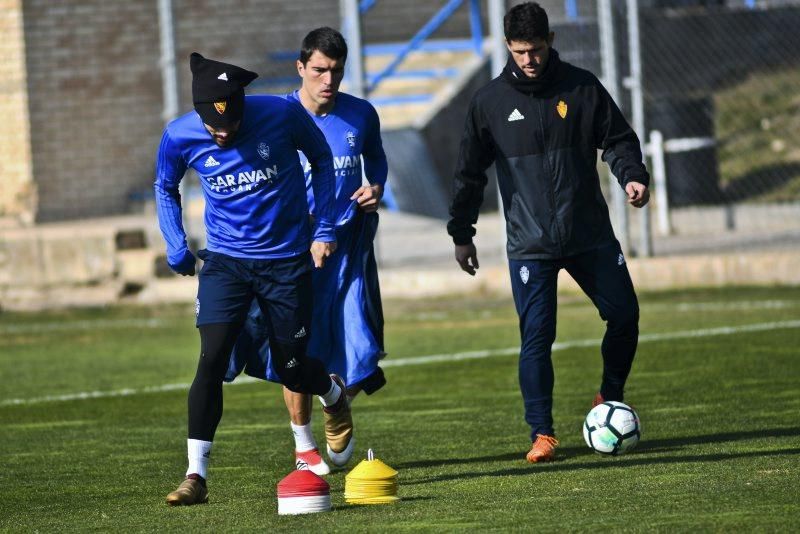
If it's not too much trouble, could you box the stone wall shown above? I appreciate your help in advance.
[0,0,34,224]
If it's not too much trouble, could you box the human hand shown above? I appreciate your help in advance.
[169,249,196,276]
[625,181,650,208]
[455,243,479,276]
[310,240,337,268]
[351,183,384,213]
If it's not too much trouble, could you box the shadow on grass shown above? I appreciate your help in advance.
[634,426,800,451]
[396,427,800,483]
[403,447,800,486]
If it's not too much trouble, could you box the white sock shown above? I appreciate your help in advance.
[291,422,318,452]
[186,438,212,479]
[318,379,342,407]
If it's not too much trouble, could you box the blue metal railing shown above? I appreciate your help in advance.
[260,0,484,103]
[565,0,579,20]
[366,0,483,92]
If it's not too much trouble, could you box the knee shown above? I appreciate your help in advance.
[194,347,232,385]
[608,302,639,330]
[521,321,557,352]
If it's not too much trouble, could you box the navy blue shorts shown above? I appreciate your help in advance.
[195,249,313,345]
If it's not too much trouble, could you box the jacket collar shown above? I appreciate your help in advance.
[502,48,564,95]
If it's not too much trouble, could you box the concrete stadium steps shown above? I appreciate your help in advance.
[371,103,432,130]
[357,44,484,129]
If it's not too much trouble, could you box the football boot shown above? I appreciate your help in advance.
[526,434,559,463]
[295,447,331,476]
[166,476,208,506]
[322,374,355,466]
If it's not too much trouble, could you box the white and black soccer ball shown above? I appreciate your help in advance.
[583,401,641,455]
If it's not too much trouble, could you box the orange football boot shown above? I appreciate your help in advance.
[526,434,559,463]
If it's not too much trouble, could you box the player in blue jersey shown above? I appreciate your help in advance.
[226,28,388,474]
[155,52,354,506]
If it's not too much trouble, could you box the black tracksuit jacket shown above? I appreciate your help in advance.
[447,50,650,260]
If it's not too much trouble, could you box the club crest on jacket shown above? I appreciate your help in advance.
[557,100,568,119]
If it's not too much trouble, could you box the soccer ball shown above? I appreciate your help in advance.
[583,401,640,455]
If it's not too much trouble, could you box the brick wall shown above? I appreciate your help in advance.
[20,0,336,223]
[0,0,34,224]
[22,0,164,222]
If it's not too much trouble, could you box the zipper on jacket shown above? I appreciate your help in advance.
[536,96,564,256]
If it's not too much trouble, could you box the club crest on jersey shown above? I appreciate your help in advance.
[519,265,530,284]
[346,131,356,148]
[214,100,227,114]
[257,142,270,160]
[557,100,568,119]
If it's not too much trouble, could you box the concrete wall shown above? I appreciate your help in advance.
[0,0,34,224]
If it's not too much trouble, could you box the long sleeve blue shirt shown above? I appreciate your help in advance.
[287,91,387,224]
[154,95,336,265]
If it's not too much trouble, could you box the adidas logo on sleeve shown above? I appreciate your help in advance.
[507,109,525,122]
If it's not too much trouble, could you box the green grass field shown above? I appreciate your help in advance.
[2,286,799,532]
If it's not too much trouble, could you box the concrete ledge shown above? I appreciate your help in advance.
[0,283,124,312]
[0,232,116,286]
[379,250,800,298]
[1,249,799,310]
[133,278,198,305]
[626,250,800,290]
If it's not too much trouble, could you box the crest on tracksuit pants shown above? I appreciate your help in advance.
[519,265,530,284]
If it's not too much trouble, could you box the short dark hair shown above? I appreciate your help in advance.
[504,2,550,42]
[299,27,348,65]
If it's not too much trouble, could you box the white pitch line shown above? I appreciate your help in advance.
[2,319,799,407]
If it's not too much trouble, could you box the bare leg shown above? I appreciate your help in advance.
[283,386,312,425]
[284,386,330,474]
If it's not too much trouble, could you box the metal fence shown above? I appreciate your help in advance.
[545,0,800,257]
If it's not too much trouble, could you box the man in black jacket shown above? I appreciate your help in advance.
[448,2,650,463]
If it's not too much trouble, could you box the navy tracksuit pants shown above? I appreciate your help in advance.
[509,241,639,440]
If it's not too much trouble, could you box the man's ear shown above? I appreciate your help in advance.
[547,31,555,46]
[296,59,304,77]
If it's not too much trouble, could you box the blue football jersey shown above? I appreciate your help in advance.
[154,95,336,265]
[287,90,387,224]
[226,91,388,388]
